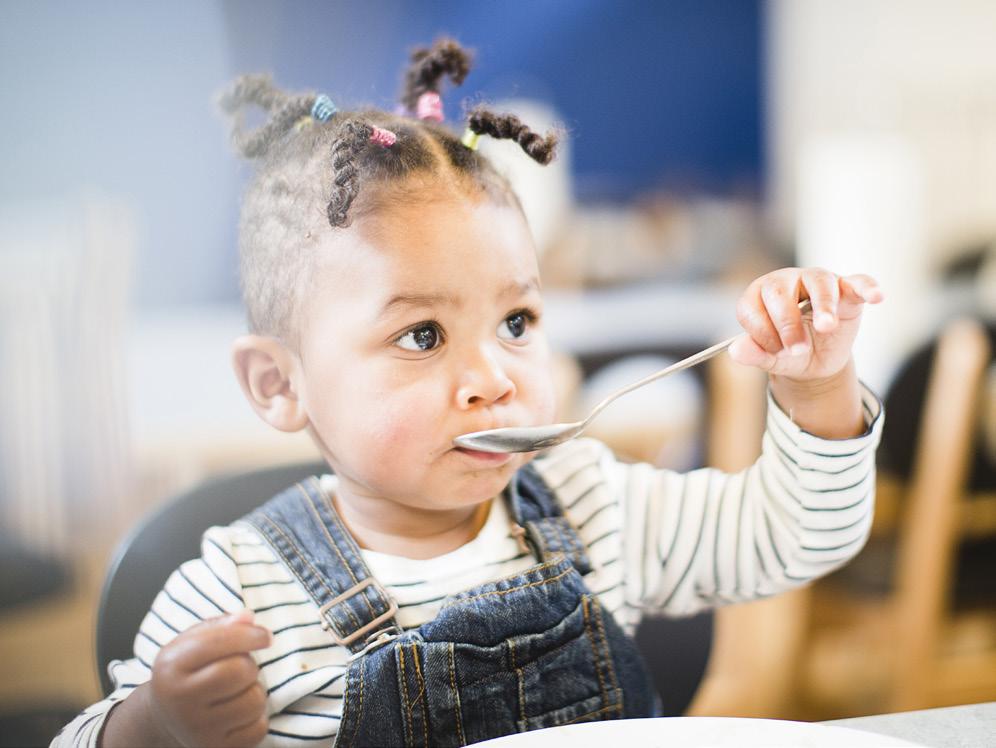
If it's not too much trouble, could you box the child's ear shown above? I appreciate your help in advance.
[231,335,309,433]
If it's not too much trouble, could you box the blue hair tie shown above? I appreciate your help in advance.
[311,94,337,122]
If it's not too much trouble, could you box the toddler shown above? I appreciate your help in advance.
[57,39,884,748]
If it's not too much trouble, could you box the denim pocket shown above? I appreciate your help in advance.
[510,594,624,731]
[403,593,624,745]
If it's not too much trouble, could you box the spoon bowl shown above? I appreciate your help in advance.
[454,299,813,454]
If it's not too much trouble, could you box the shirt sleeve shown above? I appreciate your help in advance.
[50,526,245,748]
[609,382,883,616]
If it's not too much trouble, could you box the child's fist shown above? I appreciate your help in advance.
[147,610,272,748]
[728,267,883,381]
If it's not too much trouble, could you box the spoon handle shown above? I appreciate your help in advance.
[583,336,737,424]
[583,299,814,426]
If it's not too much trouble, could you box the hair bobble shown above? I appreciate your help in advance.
[460,128,480,151]
[416,91,444,122]
[369,126,397,147]
[311,94,337,122]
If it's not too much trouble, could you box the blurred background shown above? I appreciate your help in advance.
[1,0,994,743]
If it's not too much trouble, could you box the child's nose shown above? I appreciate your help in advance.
[456,347,516,408]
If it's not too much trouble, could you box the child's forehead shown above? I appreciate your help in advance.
[308,199,539,304]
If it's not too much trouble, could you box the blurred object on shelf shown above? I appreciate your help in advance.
[799,317,996,717]
[540,195,774,291]
[0,196,134,558]
[940,237,996,323]
[768,1,996,271]
[578,354,703,469]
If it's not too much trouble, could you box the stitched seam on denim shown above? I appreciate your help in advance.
[258,513,363,633]
[448,643,466,746]
[348,656,365,747]
[560,703,623,726]
[301,482,380,622]
[438,558,563,609]
[399,646,413,747]
[314,480,387,623]
[411,644,428,748]
[306,480,358,584]
[260,513,355,627]
[548,519,564,556]
[538,519,557,556]
[555,518,569,556]
[509,638,526,725]
[440,565,573,608]
[527,520,548,559]
[590,599,622,708]
[582,596,610,708]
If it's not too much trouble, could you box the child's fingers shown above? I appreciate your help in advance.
[839,273,884,309]
[223,713,270,747]
[191,653,262,702]
[162,612,272,674]
[207,679,267,726]
[736,283,783,355]
[800,268,840,333]
[760,276,809,354]
[728,333,777,370]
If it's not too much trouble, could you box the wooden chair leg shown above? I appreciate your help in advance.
[890,318,991,712]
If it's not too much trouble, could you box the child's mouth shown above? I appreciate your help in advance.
[452,446,514,465]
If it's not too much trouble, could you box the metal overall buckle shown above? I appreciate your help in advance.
[318,577,399,646]
[347,625,402,662]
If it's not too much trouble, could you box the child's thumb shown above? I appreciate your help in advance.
[222,609,256,626]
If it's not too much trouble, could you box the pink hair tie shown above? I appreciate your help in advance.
[416,91,444,122]
[369,126,397,148]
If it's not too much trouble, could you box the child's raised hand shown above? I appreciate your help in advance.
[728,267,883,381]
[146,609,272,748]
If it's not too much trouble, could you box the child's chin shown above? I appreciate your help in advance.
[456,467,518,499]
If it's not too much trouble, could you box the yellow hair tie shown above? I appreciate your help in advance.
[461,128,481,151]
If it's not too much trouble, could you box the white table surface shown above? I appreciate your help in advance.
[825,701,995,748]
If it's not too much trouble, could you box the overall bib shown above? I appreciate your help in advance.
[244,465,658,747]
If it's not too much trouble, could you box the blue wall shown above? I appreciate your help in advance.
[226,0,763,200]
[1,1,762,307]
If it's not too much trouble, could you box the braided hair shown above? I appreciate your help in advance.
[219,38,560,342]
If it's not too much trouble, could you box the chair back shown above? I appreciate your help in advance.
[95,461,325,694]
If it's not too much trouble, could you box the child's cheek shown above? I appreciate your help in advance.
[367,408,425,456]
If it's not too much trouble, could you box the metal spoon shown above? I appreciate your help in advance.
[454,299,813,454]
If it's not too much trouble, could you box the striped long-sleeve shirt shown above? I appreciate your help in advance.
[55,386,882,747]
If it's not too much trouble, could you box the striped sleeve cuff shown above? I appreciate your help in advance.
[765,381,883,471]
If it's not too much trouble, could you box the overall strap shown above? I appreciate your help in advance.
[242,478,399,655]
[506,464,592,575]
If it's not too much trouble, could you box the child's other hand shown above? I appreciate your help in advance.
[147,609,272,748]
[728,267,883,381]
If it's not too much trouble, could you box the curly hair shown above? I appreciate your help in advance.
[219,38,560,343]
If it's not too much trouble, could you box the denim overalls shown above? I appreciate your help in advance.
[243,465,658,747]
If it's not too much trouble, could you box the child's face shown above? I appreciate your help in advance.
[296,195,556,512]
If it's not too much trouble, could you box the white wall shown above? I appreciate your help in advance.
[767,0,996,263]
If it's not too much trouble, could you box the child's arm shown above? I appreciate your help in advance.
[539,268,885,620]
[637,267,883,613]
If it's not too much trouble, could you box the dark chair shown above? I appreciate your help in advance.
[95,461,325,695]
[95,462,712,715]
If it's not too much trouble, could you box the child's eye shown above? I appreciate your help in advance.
[497,310,535,341]
[395,322,443,352]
